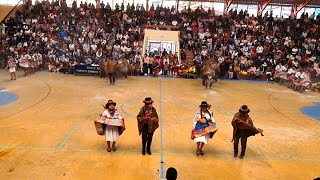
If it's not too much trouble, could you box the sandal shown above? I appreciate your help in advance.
[196,150,201,156]
[107,147,111,152]
[112,146,117,152]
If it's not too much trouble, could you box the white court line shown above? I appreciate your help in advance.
[0,89,8,92]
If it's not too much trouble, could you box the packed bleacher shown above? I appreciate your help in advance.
[0,0,319,92]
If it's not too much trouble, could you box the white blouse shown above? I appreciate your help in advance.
[193,110,215,128]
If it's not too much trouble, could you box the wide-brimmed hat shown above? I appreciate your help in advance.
[239,105,250,113]
[105,100,116,109]
[143,97,154,104]
[199,101,209,107]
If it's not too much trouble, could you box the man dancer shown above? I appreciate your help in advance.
[231,105,263,159]
[137,97,159,155]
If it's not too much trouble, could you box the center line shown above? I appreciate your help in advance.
[159,79,165,179]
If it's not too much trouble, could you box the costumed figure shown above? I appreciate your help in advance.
[231,105,264,159]
[201,61,219,88]
[95,100,125,152]
[103,58,117,85]
[19,52,30,76]
[6,55,17,80]
[117,58,129,78]
[191,101,218,156]
[137,97,159,155]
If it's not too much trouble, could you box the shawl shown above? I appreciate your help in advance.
[137,106,159,135]
[97,110,126,135]
[231,112,263,141]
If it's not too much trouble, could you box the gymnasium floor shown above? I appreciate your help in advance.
[0,70,320,180]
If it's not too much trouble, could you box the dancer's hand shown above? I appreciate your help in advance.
[198,118,207,124]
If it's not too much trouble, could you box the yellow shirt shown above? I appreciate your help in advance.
[189,66,196,73]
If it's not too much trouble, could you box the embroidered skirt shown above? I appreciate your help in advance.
[192,123,218,144]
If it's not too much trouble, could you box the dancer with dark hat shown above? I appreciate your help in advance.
[98,100,125,152]
[231,105,264,159]
[137,97,159,155]
[191,101,218,156]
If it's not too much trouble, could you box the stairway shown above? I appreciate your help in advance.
[185,49,194,65]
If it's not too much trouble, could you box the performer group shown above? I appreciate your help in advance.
[94,97,263,158]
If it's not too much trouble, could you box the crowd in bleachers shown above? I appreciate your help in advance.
[0,0,319,91]
[178,8,320,91]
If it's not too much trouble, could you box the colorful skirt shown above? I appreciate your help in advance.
[95,115,126,136]
[192,123,218,139]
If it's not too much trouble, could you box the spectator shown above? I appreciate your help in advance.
[166,167,177,180]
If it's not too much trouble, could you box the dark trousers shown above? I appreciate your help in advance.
[148,64,153,75]
[108,73,115,84]
[233,134,248,156]
[195,62,201,77]
[143,63,148,74]
[141,124,154,152]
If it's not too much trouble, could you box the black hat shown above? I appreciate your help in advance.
[105,100,116,109]
[239,105,250,113]
[199,101,209,107]
[143,97,154,104]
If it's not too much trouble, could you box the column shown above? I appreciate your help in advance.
[223,0,234,15]
[257,0,272,17]
[291,0,312,19]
